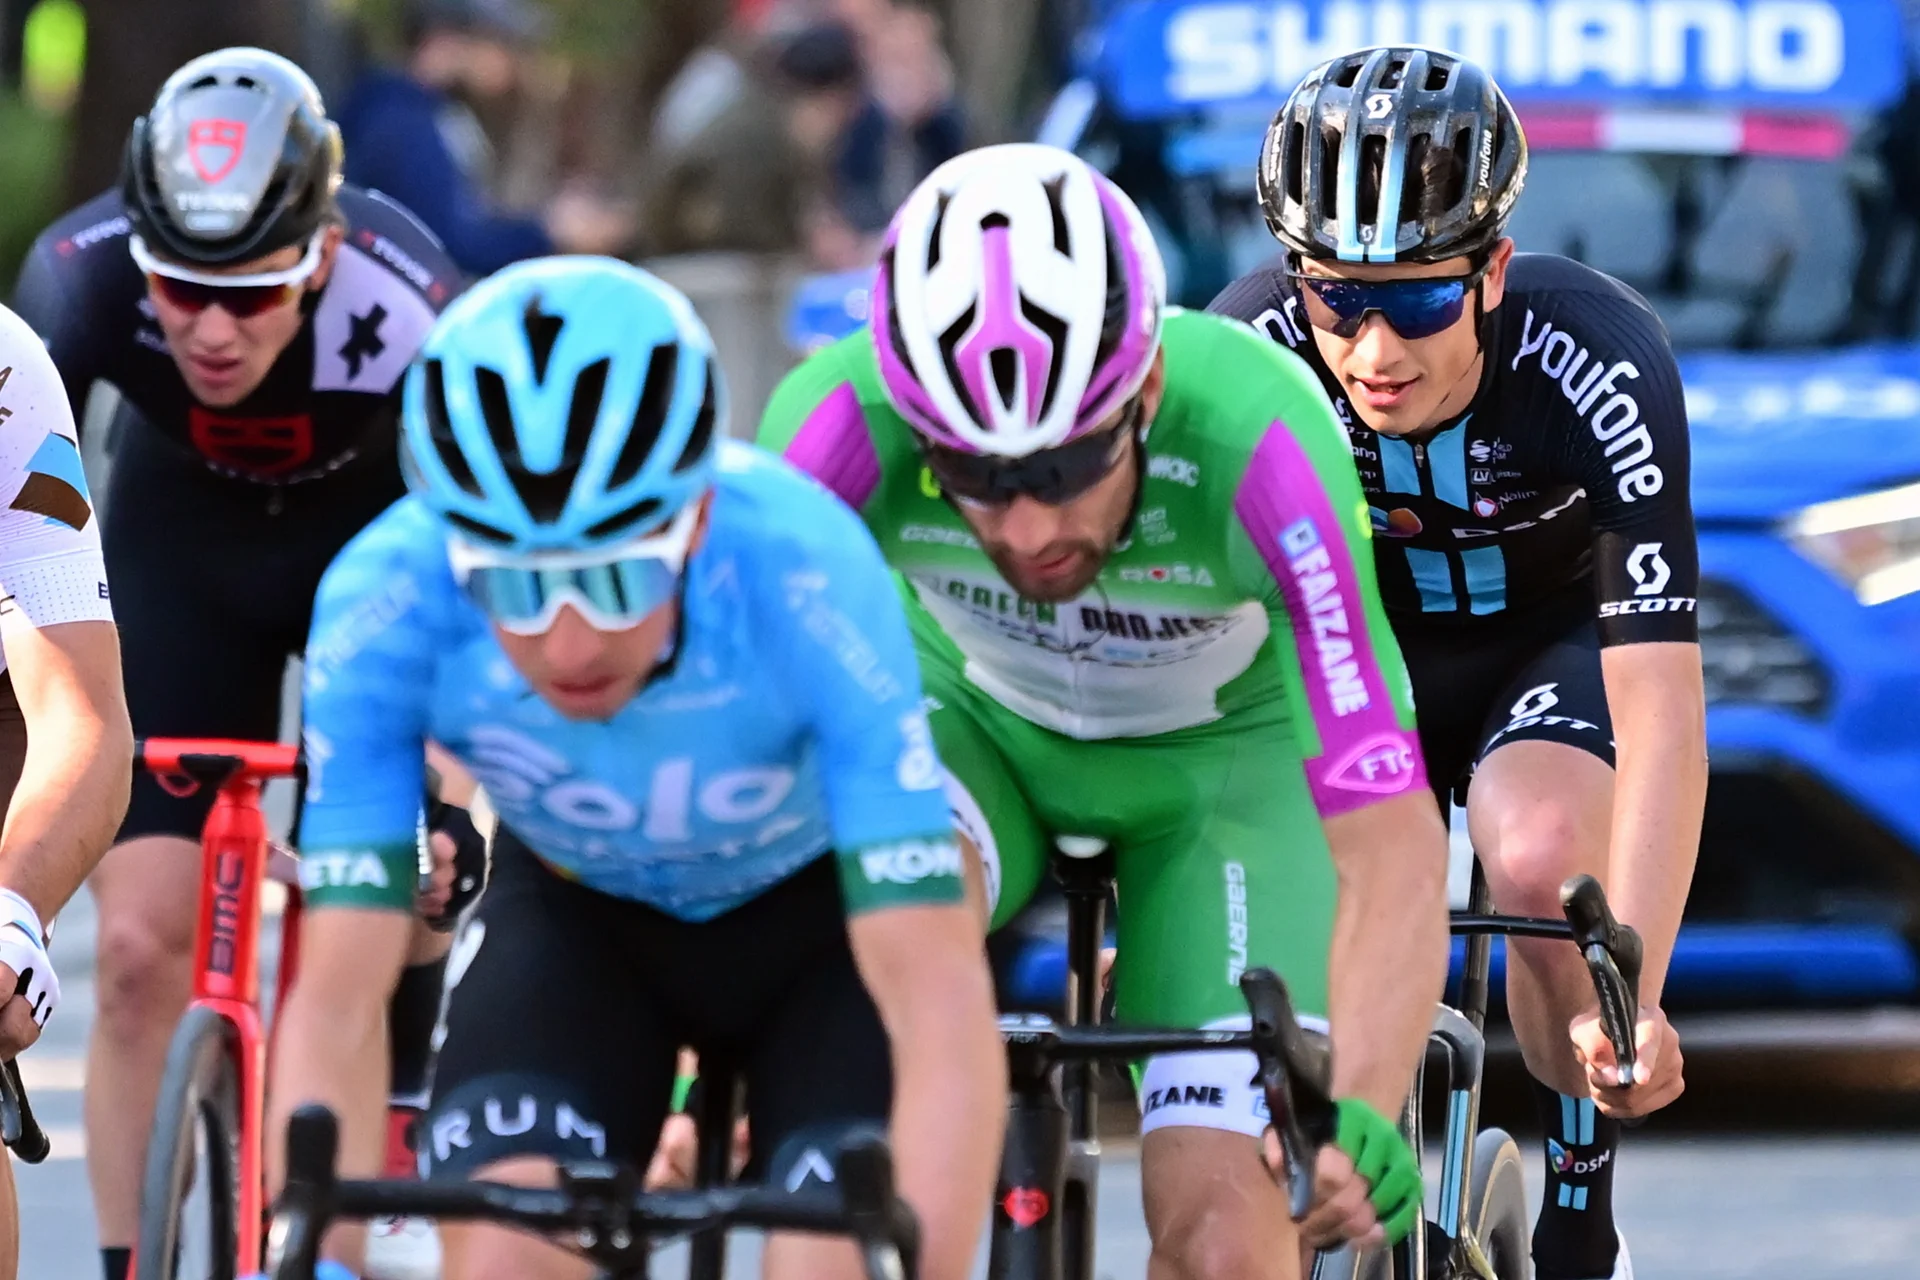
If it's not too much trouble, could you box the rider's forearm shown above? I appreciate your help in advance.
[268,933,407,1269]
[1601,644,1707,1003]
[0,661,131,918]
[856,908,1006,1280]
[1323,792,1451,1116]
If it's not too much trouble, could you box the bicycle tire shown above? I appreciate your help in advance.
[1466,1128,1531,1280]
[135,1004,243,1280]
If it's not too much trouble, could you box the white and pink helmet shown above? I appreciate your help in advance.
[873,143,1168,458]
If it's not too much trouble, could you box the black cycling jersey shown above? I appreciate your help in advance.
[1209,253,1698,647]
[12,184,458,484]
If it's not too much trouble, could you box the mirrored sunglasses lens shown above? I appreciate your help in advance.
[148,274,297,318]
[1300,278,1467,340]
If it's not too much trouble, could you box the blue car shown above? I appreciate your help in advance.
[791,0,1920,1010]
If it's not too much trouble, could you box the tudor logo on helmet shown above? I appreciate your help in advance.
[187,119,247,184]
[123,46,344,266]
[873,142,1168,459]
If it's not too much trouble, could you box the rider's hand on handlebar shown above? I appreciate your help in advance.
[1295,1142,1385,1251]
[1570,1003,1684,1118]
[417,830,456,920]
[0,891,57,1055]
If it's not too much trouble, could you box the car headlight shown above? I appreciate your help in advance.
[1784,480,1920,605]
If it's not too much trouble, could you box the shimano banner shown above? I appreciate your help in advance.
[1098,0,1907,116]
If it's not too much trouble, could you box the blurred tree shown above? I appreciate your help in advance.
[61,0,298,208]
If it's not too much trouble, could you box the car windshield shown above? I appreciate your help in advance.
[1087,109,1914,352]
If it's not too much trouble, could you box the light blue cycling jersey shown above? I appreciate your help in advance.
[297,441,962,920]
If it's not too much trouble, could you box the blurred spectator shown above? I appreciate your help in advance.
[834,2,964,233]
[337,0,633,275]
[645,0,961,267]
[641,21,867,262]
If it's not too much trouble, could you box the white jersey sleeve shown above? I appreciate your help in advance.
[0,302,111,672]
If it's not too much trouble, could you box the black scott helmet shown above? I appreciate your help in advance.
[122,47,344,267]
[1258,46,1526,264]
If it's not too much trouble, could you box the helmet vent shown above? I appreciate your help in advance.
[185,75,219,90]
[1358,135,1387,228]
[1318,126,1341,219]
[561,358,609,469]
[988,347,1019,411]
[420,359,484,498]
[446,512,515,545]
[938,305,978,418]
[1042,175,1071,253]
[1334,61,1361,88]
[1400,132,1433,225]
[474,367,520,467]
[672,363,718,475]
[522,295,565,383]
[1381,59,1407,90]
[1425,63,1451,91]
[927,192,952,270]
[1447,129,1472,207]
[1283,122,1305,204]
[1024,299,1068,420]
[584,497,664,543]
[610,343,679,488]
[1089,221,1129,380]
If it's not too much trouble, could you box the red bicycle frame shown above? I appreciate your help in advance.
[136,737,304,1276]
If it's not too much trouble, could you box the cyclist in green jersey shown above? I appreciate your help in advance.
[759,143,1449,1275]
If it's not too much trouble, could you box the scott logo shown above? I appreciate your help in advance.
[1626,543,1670,595]
[186,118,247,183]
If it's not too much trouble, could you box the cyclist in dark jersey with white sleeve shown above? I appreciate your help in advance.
[1210,46,1703,1280]
[10,48,461,1280]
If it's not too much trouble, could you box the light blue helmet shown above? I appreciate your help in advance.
[401,256,724,554]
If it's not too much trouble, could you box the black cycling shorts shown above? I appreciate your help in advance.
[421,831,892,1188]
[1399,596,1616,809]
[104,419,402,841]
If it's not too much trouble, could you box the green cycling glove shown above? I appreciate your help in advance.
[1333,1097,1424,1246]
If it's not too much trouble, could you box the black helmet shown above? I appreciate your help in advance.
[1258,46,1526,264]
[122,47,344,267]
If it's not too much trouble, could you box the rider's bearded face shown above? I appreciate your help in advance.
[949,351,1166,603]
[1301,239,1513,437]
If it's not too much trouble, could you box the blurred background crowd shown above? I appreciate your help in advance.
[0,0,1096,283]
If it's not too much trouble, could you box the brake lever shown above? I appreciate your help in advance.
[1240,967,1335,1220]
[1560,875,1644,1086]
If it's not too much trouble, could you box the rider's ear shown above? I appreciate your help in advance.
[1480,238,1516,312]
[1138,347,1169,428]
[307,223,347,294]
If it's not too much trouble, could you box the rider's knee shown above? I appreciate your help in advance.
[94,901,193,1026]
[1151,1194,1276,1280]
[1480,802,1589,914]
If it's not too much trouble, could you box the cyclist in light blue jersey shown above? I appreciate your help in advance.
[266,256,1003,1280]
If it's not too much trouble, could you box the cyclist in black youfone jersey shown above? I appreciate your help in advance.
[9,48,462,1280]
[1211,46,1702,1280]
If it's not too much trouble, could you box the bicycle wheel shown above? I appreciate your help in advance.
[136,1004,243,1280]
[1466,1128,1531,1280]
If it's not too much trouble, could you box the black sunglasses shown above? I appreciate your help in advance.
[922,400,1140,508]
[1286,259,1493,340]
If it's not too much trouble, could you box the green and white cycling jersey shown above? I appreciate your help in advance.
[760,309,1431,1136]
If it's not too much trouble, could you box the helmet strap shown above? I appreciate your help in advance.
[1112,408,1153,549]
